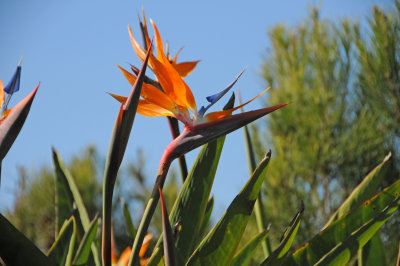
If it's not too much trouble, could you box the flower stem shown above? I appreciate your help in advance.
[128,150,173,265]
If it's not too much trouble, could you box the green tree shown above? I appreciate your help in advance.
[5,145,179,254]
[257,4,399,263]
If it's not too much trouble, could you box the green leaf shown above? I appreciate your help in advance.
[122,198,137,240]
[231,227,270,266]
[324,153,391,227]
[147,95,234,266]
[72,216,99,265]
[323,154,391,266]
[314,197,400,266]
[47,216,77,266]
[186,151,271,266]
[196,197,214,246]
[360,234,387,266]
[103,43,151,266]
[0,214,54,266]
[52,148,101,266]
[261,203,304,266]
[288,178,400,265]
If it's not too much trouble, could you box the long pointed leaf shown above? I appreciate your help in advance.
[324,153,391,227]
[360,233,386,266]
[122,198,137,240]
[73,216,99,265]
[314,197,400,266]
[261,203,304,266]
[0,84,39,182]
[186,151,272,266]
[0,214,54,266]
[102,42,152,265]
[231,227,270,266]
[47,216,77,266]
[288,178,400,265]
[52,148,101,265]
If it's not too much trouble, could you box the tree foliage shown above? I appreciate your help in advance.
[258,3,400,263]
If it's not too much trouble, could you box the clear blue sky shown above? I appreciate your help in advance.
[0,0,392,217]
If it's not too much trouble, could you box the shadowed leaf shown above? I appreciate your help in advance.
[122,198,137,240]
[0,214,54,266]
[159,187,178,266]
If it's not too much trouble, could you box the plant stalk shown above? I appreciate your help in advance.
[128,148,174,265]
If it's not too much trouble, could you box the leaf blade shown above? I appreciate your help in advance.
[186,152,272,266]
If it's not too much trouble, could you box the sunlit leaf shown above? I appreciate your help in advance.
[314,197,400,266]
[261,203,304,265]
[186,151,271,266]
[47,216,77,266]
[52,148,101,266]
[324,153,391,226]
[73,216,99,265]
[288,179,400,265]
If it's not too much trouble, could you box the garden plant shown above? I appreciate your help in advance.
[0,7,400,266]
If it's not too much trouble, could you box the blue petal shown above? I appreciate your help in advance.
[4,66,21,95]
[198,69,245,116]
[199,106,206,115]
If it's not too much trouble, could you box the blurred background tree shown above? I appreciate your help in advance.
[5,145,179,255]
[255,2,400,263]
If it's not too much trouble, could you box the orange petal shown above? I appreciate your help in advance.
[149,53,197,111]
[140,258,150,266]
[137,99,174,117]
[116,66,176,112]
[117,65,137,86]
[117,247,132,266]
[128,25,147,63]
[149,20,197,111]
[141,84,176,112]
[0,108,11,121]
[141,9,151,49]
[172,47,183,64]
[109,93,128,105]
[172,60,200,77]
[0,80,4,108]
[150,20,166,63]
[204,87,270,122]
[139,233,153,258]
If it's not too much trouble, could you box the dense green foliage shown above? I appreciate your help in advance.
[258,3,400,263]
